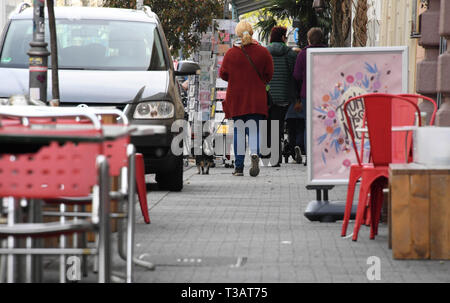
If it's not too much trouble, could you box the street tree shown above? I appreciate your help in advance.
[103,0,224,57]
[255,0,331,48]
[352,0,368,47]
[329,0,352,47]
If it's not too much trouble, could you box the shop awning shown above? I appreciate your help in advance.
[232,0,272,16]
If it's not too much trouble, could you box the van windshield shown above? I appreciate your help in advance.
[0,19,168,71]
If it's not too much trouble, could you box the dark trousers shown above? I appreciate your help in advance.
[267,104,288,165]
[286,118,306,156]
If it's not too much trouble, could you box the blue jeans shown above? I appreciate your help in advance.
[233,114,265,169]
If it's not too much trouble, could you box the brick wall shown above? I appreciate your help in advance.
[417,0,450,126]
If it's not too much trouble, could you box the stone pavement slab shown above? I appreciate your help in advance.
[130,161,449,283]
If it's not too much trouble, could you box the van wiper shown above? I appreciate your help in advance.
[58,67,88,70]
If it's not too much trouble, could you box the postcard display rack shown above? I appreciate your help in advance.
[188,19,237,165]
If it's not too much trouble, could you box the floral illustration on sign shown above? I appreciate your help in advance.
[314,62,391,166]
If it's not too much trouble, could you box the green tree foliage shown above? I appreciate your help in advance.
[103,0,224,57]
[255,0,331,48]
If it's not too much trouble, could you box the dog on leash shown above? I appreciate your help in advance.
[196,154,214,175]
[194,132,215,175]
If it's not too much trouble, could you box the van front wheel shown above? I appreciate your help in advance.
[155,156,183,191]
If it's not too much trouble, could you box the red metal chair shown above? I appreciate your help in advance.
[343,93,422,241]
[398,94,437,125]
[341,110,370,237]
[341,93,439,237]
[397,94,438,162]
[0,107,151,282]
[41,109,152,282]
[91,109,150,225]
[0,110,112,283]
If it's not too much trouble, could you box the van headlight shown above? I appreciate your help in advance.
[0,98,10,105]
[133,101,174,119]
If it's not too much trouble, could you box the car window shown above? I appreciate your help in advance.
[0,19,168,71]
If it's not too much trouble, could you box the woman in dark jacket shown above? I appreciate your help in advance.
[288,27,327,165]
[219,21,274,177]
[266,26,298,167]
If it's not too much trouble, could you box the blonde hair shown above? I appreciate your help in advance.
[235,21,254,46]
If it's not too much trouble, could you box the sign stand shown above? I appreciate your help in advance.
[304,185,357,223]
[304,46,408,223]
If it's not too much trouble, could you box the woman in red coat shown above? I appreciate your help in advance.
[219,21,274,177]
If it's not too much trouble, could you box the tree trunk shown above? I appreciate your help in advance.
[330,0,352,47]
[47,0,60,104]
[352,0,368,47]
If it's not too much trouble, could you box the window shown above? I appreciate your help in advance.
[0,19,168,71]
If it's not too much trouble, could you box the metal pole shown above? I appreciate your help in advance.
[28,0,50,104]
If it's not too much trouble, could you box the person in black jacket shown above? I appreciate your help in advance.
[265,26,298,167]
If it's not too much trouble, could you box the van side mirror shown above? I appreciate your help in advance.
[174,61,200,76]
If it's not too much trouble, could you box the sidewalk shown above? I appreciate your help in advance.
[131,160,449,283]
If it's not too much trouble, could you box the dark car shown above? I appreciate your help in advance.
[0,6,200,191]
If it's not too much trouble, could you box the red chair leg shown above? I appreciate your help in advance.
[369,179,386,239]
[341,166,362,237]
[373,179,388,237]
[364,195,371,226]
[135,153,150,224]
[352,179,371,241]
[369,188,378,240]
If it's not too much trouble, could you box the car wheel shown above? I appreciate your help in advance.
[156,156,183,191]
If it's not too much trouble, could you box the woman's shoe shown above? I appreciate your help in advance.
[249,154,260,177]
[232,167,244,176]
[294,146,302,164]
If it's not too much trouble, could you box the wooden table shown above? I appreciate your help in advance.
[389,163,450,260]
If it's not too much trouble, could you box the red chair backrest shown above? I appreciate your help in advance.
[1,116,130,178]
[103,136,129,177]
[363,94,421,166]
[344,93,422,167]
[342,96,369,166]
[398,94,438,125]
[0,141,101,199]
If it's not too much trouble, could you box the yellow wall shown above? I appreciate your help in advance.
[379,0,421,93]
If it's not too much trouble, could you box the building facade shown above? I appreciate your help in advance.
[417,0,450,126]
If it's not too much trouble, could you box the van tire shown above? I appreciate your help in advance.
[156,156,183,191]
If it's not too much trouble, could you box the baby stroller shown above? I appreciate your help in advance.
[281,123,307,166]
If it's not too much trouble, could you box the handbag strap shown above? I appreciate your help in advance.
[240,46,266,85]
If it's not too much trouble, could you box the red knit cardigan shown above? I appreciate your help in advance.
[219,42,274,119]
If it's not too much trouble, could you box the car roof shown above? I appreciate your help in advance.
[11,6,158,23]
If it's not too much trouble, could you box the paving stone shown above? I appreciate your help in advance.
[41,161,450,283]
[131,162,450,283]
